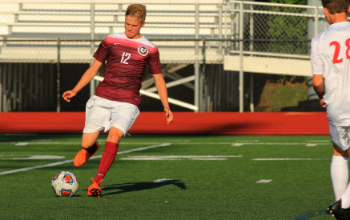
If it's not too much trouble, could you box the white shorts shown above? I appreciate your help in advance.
[83,95,140,135]
[329,123,350,151]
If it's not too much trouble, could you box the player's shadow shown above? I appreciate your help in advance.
[101,179,187,196]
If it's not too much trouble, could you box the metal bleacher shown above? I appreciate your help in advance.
[0,0,232,112]
[0,0,228,64]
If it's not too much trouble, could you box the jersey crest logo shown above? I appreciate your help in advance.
[138,46,148,56]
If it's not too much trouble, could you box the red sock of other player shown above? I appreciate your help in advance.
[94,142,119,183]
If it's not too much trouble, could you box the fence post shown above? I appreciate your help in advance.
[90,3,96,98]
[250,73,254,112]
[0,81,2,112]
[239,2,244,113]
[90,58,95,97]
[201,39,206,112]
[194,4,200,112]
[91,3,95,55]
[314,6,318,37]
[249,4,254,113]
[219,3,223,55]
[56,38,61,113]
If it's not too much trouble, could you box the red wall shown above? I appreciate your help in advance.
[0,112,329,135]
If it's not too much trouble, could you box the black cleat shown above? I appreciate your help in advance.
[327,199,350,220]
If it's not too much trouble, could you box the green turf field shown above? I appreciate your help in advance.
[0,134,338,219]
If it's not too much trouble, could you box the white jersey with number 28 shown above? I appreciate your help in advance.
[311,21,350,126]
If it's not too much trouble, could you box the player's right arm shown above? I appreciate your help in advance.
[312,75,326,107]
[310,37,326,108]
[62,59,103,102]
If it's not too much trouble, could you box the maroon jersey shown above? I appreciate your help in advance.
[93,33,162,107]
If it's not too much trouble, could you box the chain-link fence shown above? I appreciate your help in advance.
[229,1,326,55]
[0,1,329,112]
[0,38,312,113]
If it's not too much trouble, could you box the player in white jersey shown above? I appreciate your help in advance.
[311,0,350,218]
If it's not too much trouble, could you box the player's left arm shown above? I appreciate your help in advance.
[152,73,174,124]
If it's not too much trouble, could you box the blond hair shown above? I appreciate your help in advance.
[125,4,146,23]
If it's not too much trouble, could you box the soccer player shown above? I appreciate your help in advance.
[62,4,173,197]
[311,0,350,219]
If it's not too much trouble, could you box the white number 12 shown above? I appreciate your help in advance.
[121,52,131,64]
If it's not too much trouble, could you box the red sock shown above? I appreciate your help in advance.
[94,142,119,183]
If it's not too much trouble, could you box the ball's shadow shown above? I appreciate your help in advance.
[54,195,82,197]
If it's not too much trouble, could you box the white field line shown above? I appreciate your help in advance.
[252,158,325,161]
[0,142,331,145]
[256,179,273,183]
[15,143,28,146]
[306,140,330,142]
[238,140,260,142]
[154,178,173,183]
[230,143,329,145]
[232,143,245,146]
[0,155,65,160]
[120,155,242,161]
[0,143,171,176]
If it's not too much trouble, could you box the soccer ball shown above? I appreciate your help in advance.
[51,171,79,197]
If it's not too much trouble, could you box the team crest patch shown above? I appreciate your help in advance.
[138,45,148,56]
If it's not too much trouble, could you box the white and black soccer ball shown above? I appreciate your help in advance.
[51,171,79,197]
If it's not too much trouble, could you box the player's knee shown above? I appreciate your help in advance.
[106,135,122,144]
[106,127,124,143]
[106,133,123,143]
[81,140,96,149]
[81,142,90,149]
[336,151,349,158]
[333,143,349,157]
